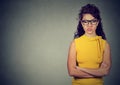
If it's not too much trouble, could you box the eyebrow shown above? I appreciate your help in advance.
[82,19,97,20]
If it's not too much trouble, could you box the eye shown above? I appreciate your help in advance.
[81,20,88,23]
[92,20,98,23]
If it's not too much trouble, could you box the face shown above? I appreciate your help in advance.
[81,14,99,36]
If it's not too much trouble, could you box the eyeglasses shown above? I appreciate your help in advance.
[81,19,98,25]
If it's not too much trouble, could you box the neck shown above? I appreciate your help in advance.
[84,33,97,37]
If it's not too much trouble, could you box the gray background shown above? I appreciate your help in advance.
[1,0,120,85]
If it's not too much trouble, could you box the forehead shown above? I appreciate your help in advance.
[82,14,95,20]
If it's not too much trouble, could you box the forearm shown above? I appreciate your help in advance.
[80,68,105,77]
[76,66,109,77]
[68,67,95,78]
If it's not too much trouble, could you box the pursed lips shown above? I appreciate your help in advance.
[87,28,92,31]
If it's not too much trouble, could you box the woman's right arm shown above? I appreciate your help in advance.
[67,40,95,78]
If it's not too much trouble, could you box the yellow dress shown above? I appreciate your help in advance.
[73,34,106,85]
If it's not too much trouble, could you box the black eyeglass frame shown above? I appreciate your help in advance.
[81,19,99,25]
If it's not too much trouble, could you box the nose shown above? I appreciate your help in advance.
[87,22,92,26]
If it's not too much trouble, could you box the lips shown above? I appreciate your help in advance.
[87,28,92,31]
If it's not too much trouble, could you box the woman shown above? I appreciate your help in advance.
[67,4,111,85]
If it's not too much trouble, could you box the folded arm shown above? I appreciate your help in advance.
[67,40,96,78]
[76,41,111,77]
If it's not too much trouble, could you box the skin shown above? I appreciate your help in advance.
[67,14,111,78]
[81,14,99,37]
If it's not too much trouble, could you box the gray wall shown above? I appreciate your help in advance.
[1,0,120,85]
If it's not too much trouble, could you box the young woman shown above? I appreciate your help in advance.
[67,4,111,85]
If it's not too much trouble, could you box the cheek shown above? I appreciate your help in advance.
[93,25,97,29]
[81,23,98,31]
[81,25,86,30]
[94,24,98,30]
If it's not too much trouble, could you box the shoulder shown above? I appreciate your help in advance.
[105,41,111,50]
[68,40,76,53]
[101,38,106,43]
[69,40,76,50]
[100,38,107,46]
[74,35,84,42]
[101,39,110,47]
[99,37,110,51]
[102,39,111,52]
[70,40,75,46]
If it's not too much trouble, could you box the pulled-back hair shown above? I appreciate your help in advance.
[74,4,106,40]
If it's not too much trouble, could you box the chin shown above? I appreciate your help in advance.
[87,31,93,34]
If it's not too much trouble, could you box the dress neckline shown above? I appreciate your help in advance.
[82,34,102,41]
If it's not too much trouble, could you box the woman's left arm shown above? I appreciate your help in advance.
[76,41,112,77]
